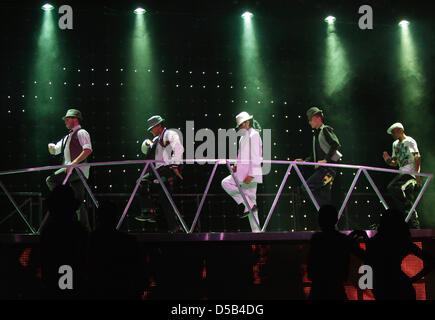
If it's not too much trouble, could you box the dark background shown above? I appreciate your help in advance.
[1,0,434,232]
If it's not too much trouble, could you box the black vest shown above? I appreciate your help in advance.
[61,129,88,164]
[143,129,169,160]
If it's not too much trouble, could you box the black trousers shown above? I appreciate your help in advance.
[303,167,336,208]
[46,168,91,230]
[387,174,416,211]
[138,166,182,231]
[387,173,419,227]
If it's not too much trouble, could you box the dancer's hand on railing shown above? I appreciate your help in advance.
[294,158,304,162]
[316,159,326,169]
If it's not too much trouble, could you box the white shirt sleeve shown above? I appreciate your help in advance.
[248,131,263,177]
[392,141,397,158]
[141,140,150,155]
[408,138,419,154]
[166,130,184,165]
[77,129,92,151]
[54,138,63,155]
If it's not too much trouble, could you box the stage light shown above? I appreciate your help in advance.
[324,15,349,98]
[42,3,54,11]
[241,12,253,19]
[398,15,427,135]
[324,16,336,24]
[134,7,146,15]
[128,7,161,138]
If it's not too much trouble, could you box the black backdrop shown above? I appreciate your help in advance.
[1,0,434,232]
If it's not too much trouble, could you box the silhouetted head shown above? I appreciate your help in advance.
[47,185,80,220]
[96,200,119,230]
[378,209,410,239]
[318,205,338,231]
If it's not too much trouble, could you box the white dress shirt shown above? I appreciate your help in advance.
[141,129,184,169]
[237,127,263,183]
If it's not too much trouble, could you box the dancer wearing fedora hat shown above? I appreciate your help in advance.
[46,109,93,230]
[383,122,421,228]
[295,107,342,208]
[221,111,263,232]
[135,115,185,233]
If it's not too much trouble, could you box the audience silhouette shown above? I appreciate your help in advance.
[4,189,435,300]
[87,200,146,299]
[39,185,88,299]
[361,209,435,300]
[307,205,365,300]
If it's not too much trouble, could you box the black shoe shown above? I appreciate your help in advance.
[135,211,157,223]
[237,205,258,219]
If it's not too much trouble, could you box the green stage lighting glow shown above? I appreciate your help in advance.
[241,12,253,19]
[239,9,271,116]
[134,8,146,15]
[324,16,336,24]
[323,22,349,98]
[29,3,68,163]
[398,19,424,114]
[126,9,161,138]
[397,18,435,228]
[41,3,54,11]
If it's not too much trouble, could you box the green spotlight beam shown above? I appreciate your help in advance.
[33,9,62,113]
[322,19,357,174]
[323,22,350,98]
[397,22,435,226]
[28,9,66,164]
[239,12,271,114]
[398,22,425,112]
[239,11,280,225]
[126,13,161,139]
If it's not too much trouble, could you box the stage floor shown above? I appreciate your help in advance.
[2,229,435,244]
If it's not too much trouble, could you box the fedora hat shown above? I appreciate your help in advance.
[147,115,165,131]
[235,111,253,128]
[62,109,83,121]
[306,107,323,121]
[387,122,404,134]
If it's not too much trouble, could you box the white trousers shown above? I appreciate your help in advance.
[221,175,260,232]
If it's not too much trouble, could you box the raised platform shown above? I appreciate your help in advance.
[2,229,435,244]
